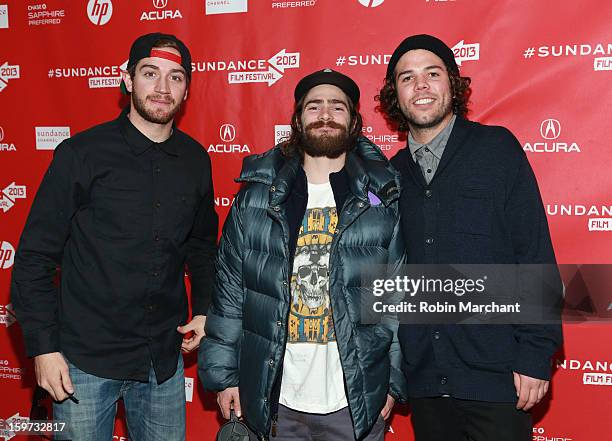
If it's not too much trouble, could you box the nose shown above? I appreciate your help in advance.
[414,74,429,91]
[318,106,332,122]
[155,75,171,94]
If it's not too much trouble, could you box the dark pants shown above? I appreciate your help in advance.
[410,397,532,441]
[251,405,385,441]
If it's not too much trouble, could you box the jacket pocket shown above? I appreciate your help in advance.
[92,184,142,239]
[453,188,493,236]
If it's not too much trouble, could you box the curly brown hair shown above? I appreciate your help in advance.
[375,70,471,133]
[280,94,363,158]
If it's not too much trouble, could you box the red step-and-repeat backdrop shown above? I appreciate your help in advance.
[1,0,611,439]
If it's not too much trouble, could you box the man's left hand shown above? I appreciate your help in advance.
[380,394,395,420]
[513,371,549,411]
[177,315,207,353]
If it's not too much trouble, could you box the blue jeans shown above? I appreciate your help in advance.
[53,356,186,441]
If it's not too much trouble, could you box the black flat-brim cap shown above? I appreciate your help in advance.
[386,34,459,80]
[120,32,192,94]
[294,69,360,105]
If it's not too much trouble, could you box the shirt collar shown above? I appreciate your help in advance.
[408,114,457,160]
[118,107,180,157]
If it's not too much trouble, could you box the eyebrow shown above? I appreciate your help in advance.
[304,98,348,107]
[139,64,186,75]
[396,65,444,79]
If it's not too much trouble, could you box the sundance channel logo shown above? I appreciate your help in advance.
[206,0,247,15]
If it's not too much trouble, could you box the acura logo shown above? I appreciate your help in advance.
[152,0,168,9]
[220,124,236,142]
[540,119,561,140]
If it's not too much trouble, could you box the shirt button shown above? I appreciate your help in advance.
[425,189,432,198]
[425,237,434,245]
[441,377,448,385]
[282,281,288,287]
[424,147,430,152]
[426,168,432,174]
[155,201,161,208]
[433,331,440,340]
[270,185,276,192]
[276,321,282,327]
[268,359,275,366]
[263,397,268,403]
[358,201,365,208]
[272,206,280,212]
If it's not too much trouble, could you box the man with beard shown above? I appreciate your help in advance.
[376,34,562,440]
[199,69,407,440]
[11,33,217,440]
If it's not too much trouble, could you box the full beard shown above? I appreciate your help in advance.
[132,93,181,125]
[301,121,351,159]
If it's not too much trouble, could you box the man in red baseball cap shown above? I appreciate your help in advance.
[12,33,217,441]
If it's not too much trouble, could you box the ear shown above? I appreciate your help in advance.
[121,70,133,93]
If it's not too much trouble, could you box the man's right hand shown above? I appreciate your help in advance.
[217,386,241,419]
[34,352,74,402]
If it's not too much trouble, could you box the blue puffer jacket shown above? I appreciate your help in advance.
[199,137,408,440]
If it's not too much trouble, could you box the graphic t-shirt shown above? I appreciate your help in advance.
[279,181,348,414]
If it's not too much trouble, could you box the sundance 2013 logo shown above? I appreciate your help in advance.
[0,304,17,328]
[0,62,20,93]
[546,203,612,232]
[48,60,127,89]
[523,119,581,153]
[207,123,251,154]
[227,49,300,87]
[193,49,299,86]
[556,358,612,386]
[0,183,26,213]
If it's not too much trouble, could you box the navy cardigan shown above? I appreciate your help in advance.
[391,117,563,402]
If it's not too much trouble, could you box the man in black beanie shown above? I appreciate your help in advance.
[376,34,562,440]
[11,33,217,440]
